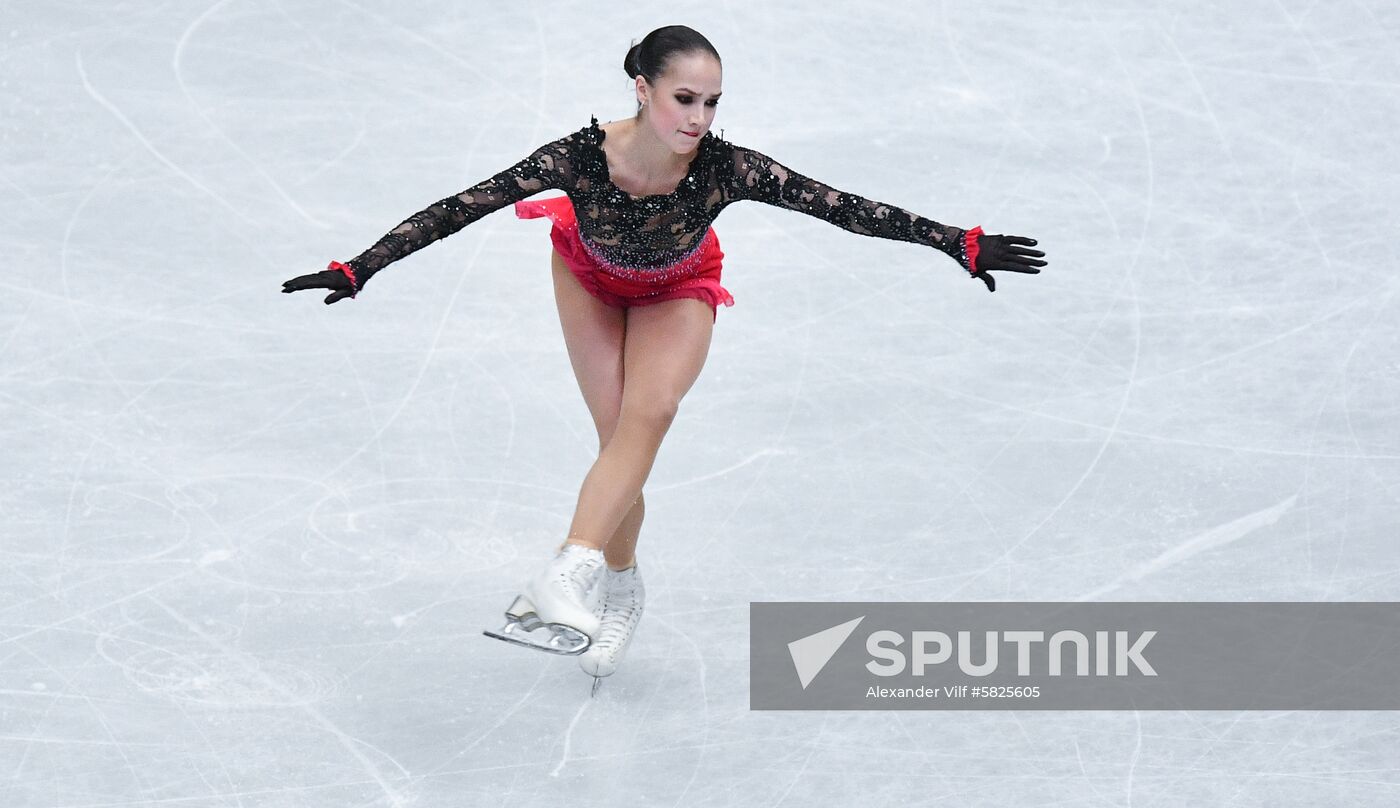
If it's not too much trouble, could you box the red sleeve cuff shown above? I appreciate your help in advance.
[963,226,984,275]
[328,260,358,298]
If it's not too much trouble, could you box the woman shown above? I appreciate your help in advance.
[282,25,1047,685]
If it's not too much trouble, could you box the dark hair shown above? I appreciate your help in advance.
[623,25,721,112]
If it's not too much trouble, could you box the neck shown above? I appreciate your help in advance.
[623,116,691,176]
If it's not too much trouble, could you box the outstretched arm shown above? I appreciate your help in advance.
[283,135,579,303]
[724,145,1045,291]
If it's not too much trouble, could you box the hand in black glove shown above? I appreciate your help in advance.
[281,261,361,305]
[962,228,1047,293]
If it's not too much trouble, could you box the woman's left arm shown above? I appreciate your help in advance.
[724,145,1046,291]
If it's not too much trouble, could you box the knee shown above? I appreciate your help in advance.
[596,409,622,450]
[619,396,680,434]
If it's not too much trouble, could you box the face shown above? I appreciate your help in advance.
[637,52,722,153]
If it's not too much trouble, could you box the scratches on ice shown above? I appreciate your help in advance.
[1080,495,1298,601]
[549,697,592,777]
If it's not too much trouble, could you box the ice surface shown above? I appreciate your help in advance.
[3,1,1398,805]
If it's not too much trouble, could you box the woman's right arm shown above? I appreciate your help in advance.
[283,134,577,303]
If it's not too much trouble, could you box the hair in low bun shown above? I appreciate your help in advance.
[623,42,643,80]
[621,25,721,111]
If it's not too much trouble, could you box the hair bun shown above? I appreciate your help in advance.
[621,27,721,102]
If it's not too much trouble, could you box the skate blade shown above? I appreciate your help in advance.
[482,616,591,656]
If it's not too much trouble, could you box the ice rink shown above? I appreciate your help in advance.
[4,1,1399,805]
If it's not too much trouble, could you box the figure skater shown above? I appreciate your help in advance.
[281,25,1047,687]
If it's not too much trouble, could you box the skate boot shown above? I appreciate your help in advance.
[580,563,646,692]
[483,544,605,655]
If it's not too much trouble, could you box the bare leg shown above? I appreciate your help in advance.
[563,293,714,558]
[551,250,645,570]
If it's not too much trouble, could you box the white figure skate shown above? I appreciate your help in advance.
[580,563,645,695]
[483,544,604,655]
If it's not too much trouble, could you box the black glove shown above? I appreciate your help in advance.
[281,261,363,305]
[959,227,1047,292]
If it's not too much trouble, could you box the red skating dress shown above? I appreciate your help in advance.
[332,116,981,318]
[514,193,731,318]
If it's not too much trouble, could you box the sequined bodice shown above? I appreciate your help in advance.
[344,116,969,284]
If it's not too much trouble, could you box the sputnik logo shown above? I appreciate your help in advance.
[787,616,865,689]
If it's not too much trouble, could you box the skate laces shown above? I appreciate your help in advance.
[595,569,643,653]
[552,545,603,600]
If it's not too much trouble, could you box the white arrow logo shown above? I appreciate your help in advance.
[788,616,865,689]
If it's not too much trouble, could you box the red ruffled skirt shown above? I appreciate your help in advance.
[514,195,734,320]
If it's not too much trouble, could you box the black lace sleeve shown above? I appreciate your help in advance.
[723,145,970,266]
[344,132,586,284]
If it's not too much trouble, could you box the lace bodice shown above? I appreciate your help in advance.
[344,116,970,284]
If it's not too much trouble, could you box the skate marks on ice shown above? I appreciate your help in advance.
[549,698,594,778]
[1078,494,1298,601]
[547,609,717,793]
[192,476,537,597]
[94,598,337,709]
[90,596,414,807]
